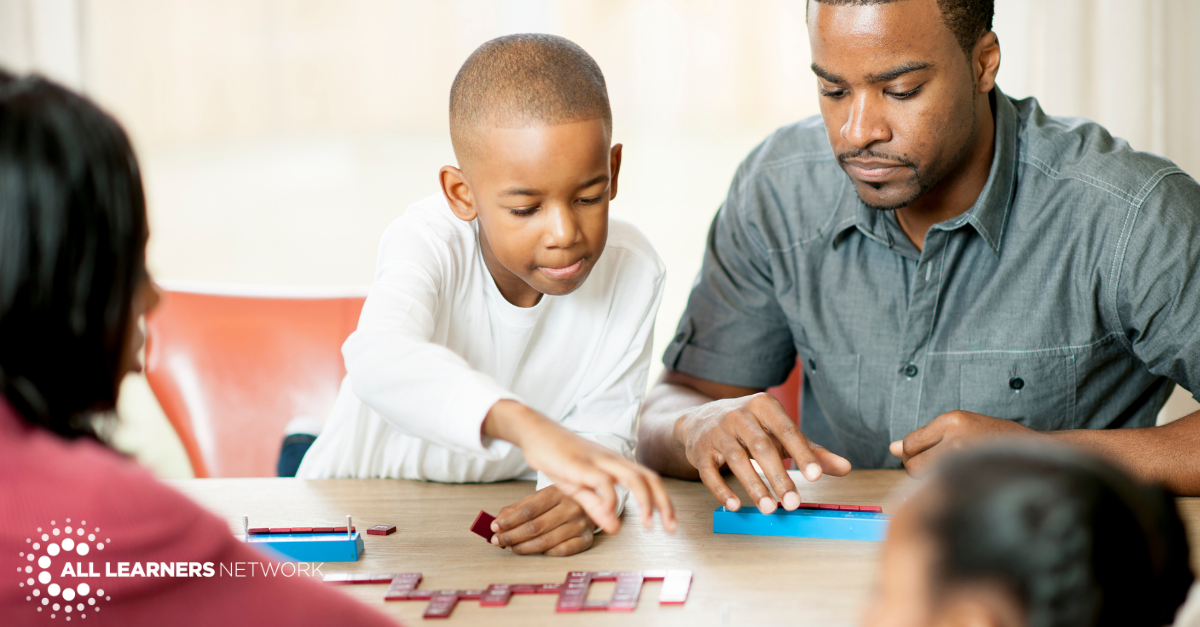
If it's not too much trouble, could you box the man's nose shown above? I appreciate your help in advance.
[840,93,892,149]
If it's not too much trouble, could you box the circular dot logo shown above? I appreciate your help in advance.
[18,519,110,621]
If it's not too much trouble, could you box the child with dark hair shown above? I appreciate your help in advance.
[296,33,676,555]
[0,73,398,626]
[865,442,1193,627]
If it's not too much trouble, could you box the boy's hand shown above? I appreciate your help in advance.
[483,400,677,536]
[489,486,594,556]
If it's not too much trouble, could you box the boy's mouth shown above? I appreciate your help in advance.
[538,259,584,280]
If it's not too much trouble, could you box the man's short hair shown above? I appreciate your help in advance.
[808,0,994,56]
[449,33,612,163]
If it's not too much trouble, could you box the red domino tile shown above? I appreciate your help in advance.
[423,594,460,619]
[511,585,537,595]
[247,528,270,535]
[798,503,821,509]
[641,570,667,580]
[331,526,357,533]
[459,589,484,601]
[311,527,334,533]
[322,573,353,583]
[357,574,399,584]
[816,504,840,510]
[470,510,497,542]
[583,600,610,611]
[367,525,396,536]
[535,584,562,594]
[383,573,424,601]
[480,584,512,607]
[268,527,292,534]
[859,505,884,513]
[407,590,434,600]
[290,527,314,533]
[837,505,861,511]
[590,571,617,581]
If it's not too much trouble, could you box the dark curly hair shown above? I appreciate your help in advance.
[922,443,1193,627]
[0,71,148,441]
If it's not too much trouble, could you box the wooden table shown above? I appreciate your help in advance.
[173,472,1200,626]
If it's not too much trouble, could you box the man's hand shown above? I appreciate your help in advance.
[890,410,1040,475]
[489,485,594,556]
[676,391,851,515]
[483,400,676,536]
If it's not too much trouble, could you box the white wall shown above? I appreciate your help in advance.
[1,0,1197,477]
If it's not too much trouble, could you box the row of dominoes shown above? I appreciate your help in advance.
[325,570,693,618]
[793,502,883,513]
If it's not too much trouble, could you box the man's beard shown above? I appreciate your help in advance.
[837,148,932,212]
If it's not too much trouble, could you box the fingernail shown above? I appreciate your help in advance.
[725,497,740,511]
[804,463,822,481]
[490,522,499,532]
[783,491,801,510]
[758,496,776,513]
[490,536,499,546]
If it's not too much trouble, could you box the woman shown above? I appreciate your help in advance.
[0,73,396,625]
[864,442,1193,627]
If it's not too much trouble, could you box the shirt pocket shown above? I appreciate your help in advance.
[958,356,1077,430]
[803,353,876,443]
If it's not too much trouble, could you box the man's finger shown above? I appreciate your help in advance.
[738,429,800,510]
[901,419,946,461]
[723,445,777,514]
[697,460,742,511]
[812,444,852,476]
[754,396,823,486]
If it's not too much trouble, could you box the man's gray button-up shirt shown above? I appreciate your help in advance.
[663,88,1200,469]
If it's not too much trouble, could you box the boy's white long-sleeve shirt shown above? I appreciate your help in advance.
[296,194,665,492]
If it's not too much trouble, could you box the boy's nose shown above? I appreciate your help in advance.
[543,205,580,248]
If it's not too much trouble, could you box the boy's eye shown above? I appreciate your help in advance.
[578,196,603,205]
[509,207,538,217]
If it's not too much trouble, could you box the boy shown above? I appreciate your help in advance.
[297,34,676,556]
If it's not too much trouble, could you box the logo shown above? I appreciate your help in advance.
[17,519,109,621]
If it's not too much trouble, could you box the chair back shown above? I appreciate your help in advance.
[144,282,366,477]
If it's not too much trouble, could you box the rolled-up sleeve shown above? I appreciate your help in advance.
[663,171,797,389]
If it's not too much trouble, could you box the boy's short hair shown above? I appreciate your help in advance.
[449,33,612,164]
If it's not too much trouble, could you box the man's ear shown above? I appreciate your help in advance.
[608,143,623,202]
[440,165,478,222]
[974,31,1001,94]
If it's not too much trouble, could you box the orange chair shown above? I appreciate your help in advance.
[144,283,367,478]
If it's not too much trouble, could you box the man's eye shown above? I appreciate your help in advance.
[819,88,847,99]
[509,207,538,217]
[886,86,922,100]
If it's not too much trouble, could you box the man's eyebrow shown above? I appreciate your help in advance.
[810,63,844,84]
[866,61,934,84]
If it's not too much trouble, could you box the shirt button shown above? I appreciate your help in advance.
[902,364,919,377]
[1009,377,1025,390]
[808,358,817,372]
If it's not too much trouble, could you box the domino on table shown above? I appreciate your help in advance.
[367,524,396,536]
[469,510,497,543]
[713,503,888,541]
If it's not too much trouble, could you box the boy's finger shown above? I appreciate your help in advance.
[542,533,595,557]
[639,466,677,531]
[508,516,592,555]
[560,478,621,534]
[596,458,655,529]
[494,500,577,547]
[494,489,557,532]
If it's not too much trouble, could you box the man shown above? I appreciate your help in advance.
[637,0,1200,514]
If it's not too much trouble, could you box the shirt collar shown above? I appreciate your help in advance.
[833,86,1019,256]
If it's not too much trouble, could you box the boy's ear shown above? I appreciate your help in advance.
[608,143,623,202]
[440,165,478,222]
